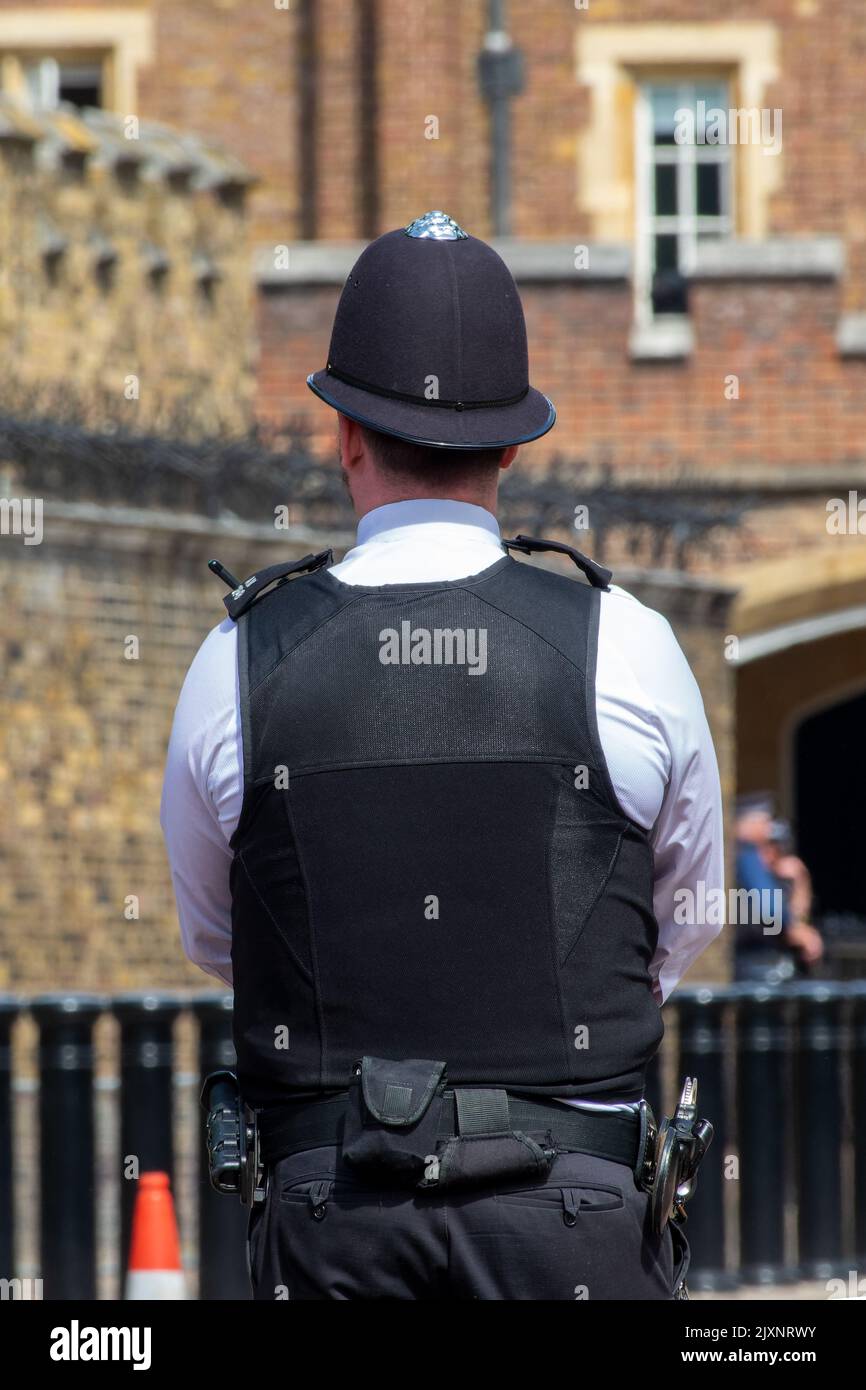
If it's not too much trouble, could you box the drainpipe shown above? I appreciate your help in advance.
[477,0,525,237]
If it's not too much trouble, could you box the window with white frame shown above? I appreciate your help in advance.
[634,79,733,322]
[0,10,152,114]
[24,56,104,111]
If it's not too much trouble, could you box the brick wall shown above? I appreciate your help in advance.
[0,0,300,249]
[0,511,303,993]
[5,2,864,300]
[256,271,866,570]
[0,106,256,434]
[139,0,301,249]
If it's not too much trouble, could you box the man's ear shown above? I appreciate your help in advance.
[338,413,367,471]
[337,412,350,464]
[500,445,518,473]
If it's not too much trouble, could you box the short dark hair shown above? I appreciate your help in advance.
[359,423,506,486]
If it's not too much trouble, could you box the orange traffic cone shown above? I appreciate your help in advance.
[125,1171,186,1300]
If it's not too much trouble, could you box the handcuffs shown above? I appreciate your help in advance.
[638,1075,714,1235]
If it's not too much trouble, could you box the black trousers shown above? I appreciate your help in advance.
[248,1143,690,1300]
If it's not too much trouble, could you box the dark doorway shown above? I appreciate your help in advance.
[795,687,866,921]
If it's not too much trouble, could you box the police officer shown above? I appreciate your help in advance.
[162,210,724,1300]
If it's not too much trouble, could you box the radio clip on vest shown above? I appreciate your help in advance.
[648,1076,714,1235]
[200,1070,267,1207]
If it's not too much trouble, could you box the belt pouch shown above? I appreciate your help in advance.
[434,1088,553,1190]
[341,1056,446,1185]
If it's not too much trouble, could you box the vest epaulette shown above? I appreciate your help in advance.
[502,534,612,590]
[208,549,333,620]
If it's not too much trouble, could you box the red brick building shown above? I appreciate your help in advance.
[1,0,864,986]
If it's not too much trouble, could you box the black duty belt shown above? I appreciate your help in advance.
[205,1067,709,1253]
[259,1090,645,1172]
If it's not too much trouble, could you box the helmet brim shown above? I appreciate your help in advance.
[307,370,556,450]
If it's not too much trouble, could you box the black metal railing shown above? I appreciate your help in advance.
[1,983,865,1299]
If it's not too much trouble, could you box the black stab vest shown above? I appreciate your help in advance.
[227,550,662,1109]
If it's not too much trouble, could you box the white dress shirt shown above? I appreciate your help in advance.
[161,499,724,1109]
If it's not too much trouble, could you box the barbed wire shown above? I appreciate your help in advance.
[500,455,753,570]
[0,387,752,568]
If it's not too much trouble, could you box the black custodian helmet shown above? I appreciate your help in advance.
[307,210,556,450]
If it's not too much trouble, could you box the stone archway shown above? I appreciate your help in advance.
[730,545,866,925]
[730,546,866,648]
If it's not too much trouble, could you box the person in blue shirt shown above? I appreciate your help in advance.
[734,797,823,982]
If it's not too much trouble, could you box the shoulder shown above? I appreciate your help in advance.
[185,615,237,683]
[598,583,684,670]
[598,583,706,721]
[174,618,238,734]
[599,582,678,643]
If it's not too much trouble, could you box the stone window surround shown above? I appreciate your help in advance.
[0,8,153,115]
[575,23,784,359]
[574,22,783,247]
